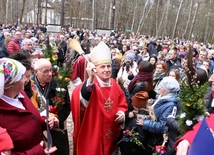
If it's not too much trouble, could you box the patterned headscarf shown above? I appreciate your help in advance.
[0,58,26,97]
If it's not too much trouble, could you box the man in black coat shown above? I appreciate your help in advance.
[56,35,67,67]
[33,58,70,155]
[165,48,182,74]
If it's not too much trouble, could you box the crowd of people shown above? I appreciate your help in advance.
[0,23,214,155]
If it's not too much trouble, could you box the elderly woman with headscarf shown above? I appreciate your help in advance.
[136,77,180,154]
[0,58,57,154]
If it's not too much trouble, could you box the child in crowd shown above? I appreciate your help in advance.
[118,91,155,155]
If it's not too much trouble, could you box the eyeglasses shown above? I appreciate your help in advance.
[38,68,52,74]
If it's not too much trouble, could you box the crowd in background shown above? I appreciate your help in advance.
[1,22,214,155]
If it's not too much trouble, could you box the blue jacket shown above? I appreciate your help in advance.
[142,96,178,134]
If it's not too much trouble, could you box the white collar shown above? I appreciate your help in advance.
[1,93,25,110]
[96,76,111,87]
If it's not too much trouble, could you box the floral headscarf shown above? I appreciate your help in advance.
[0,58,26,97]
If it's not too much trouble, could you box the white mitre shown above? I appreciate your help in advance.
[90,41,111,65]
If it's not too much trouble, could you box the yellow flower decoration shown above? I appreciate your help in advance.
[59,76,63,80]
[47,58,51,61]
[64,77,70,82]
[52,55,58,61]
[186,103,191,107]
[53,49,58,54]
[198,98,203,103]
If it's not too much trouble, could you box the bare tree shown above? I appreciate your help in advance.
[172,0,184,39]
[204,0,212,42]
[188,2,199,40]
[60,0,65,27]
[5,0,9,25]
[138,0,155,34]
[45,0,48,25]
[101,0,108,28]
[109,0,115,30]
[182,0,194,39]
[11,0,14,24]
[92,0,95,31]
[156,0,169,37]
[155,0,160,36]
[131,0,138,32]
[20,0,27,24]
[162,0,170,37]
[136,0,149,35]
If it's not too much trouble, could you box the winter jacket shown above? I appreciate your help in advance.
[142,96,178,134]
[7,38,20,55]
[165,58,182,74]
[166,117,180,155]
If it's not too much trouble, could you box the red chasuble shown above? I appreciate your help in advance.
[71,78,128,155]
[70,56,88,82]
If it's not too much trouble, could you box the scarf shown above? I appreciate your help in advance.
[0,58,26,98]
[153,72,166,82]
[128,72,153,92]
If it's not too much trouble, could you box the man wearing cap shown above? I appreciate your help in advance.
[31,37,43,53]
[71,41,128,155]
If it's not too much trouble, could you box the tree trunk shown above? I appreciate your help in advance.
[204,0,212,43]
[5,0,9,25]
[45,0,48,25]
[109,0,115,30]
[19,0,26,24]
[162,0,170,38]
[109,0,112,29]
[60,0,65,27]
[155,0,160,36]
[11,0,14,24]
[171,0,184,39]
[92,0,95,31]
[138,0,154,34]
[188,2,199,40]
[136,0,149,35]
[101,0,107,28]
[156,0,168,37]
[131,0,137,32]
[182,0,194,39]
[37,0,42,25]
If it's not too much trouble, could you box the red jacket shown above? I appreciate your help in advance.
[0,91,46,155]
[7,38,20,55]
[0,127,13,151]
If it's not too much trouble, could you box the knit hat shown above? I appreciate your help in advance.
[30,37,38,43]
[125,52,136,62]
[159,77,180,93]
[0,58,26,98]
[132,91,149,109]
[0,128,13,151]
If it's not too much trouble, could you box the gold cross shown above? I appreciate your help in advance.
[105,129,112,139]
[104,97,114,112]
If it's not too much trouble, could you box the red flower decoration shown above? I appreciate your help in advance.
[49,105,58,114]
